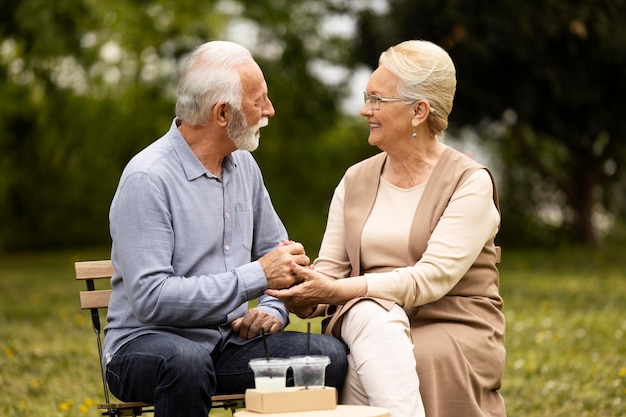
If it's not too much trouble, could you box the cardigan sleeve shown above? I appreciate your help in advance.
[313,178,352,278]
[365,169,499,307]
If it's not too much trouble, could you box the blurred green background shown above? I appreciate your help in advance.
[1,0,625,416]
[1,0,625,253]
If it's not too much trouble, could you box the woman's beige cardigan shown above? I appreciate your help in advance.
[320,147,506,417]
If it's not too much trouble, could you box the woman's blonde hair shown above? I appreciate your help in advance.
[379,40,456,137]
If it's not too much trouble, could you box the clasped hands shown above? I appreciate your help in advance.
[233,240,366,338]
[232,240,313,339]
[260,240,340,317]
[262,241,366,316]
[266,262,366,317]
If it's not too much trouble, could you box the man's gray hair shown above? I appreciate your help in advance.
[175,41,253,126]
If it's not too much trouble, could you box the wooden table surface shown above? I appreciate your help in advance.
[234,404,390,417]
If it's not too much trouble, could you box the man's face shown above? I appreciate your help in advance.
[228,61,275,151]
[227,109,268,152]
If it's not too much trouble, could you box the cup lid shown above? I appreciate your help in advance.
[248,357,291,367]
[289,355,331,365]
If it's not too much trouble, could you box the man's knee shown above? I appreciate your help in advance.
[166,341,214,383]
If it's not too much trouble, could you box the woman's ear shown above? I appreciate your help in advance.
[413,100,431,119]
[412,100,430,125]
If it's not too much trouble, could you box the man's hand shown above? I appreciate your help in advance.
[258,241,310,289]
[231,308,283,339]
[266,263,367,306]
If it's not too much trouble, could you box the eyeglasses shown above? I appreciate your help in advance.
[363,91,435,113]
[363,91,407,110]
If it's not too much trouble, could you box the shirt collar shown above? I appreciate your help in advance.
[168,118,236,181]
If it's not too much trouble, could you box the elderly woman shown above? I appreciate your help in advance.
[267,40,506,417]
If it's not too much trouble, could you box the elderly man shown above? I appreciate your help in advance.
[103,41,347,417]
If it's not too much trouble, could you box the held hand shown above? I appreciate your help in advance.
[231,308,283,339]
[258,242,310,289]
[265,263,337,305]
[266,263,367,306]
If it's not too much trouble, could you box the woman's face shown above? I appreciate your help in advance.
[360,66,413,150]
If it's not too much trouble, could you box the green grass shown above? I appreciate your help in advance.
[0,246,624,416]
[499,246,626,416]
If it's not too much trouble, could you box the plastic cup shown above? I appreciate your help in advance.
[290,355,331,389]
[248,358,291,392]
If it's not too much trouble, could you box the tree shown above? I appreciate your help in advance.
[0,0,371,251]
[0,0,227,249]
[353,0,626,246]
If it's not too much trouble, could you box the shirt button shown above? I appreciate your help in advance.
[224,245,230,251]
[225,212,230,219]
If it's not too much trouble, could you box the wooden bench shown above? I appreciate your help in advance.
[75,259,246,416]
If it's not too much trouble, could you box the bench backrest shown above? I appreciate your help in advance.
[74,259,245,415]
[76,259,115,309]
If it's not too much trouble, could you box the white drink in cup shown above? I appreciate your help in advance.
[248,358,291,392]
[253,376,288,392]
[290,355,330,389]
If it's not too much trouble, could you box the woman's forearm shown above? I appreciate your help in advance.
[330,276,368,305]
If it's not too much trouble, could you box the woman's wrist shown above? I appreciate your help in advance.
[330,276,367,304]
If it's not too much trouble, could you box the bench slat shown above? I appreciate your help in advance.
[79,289,112,309]
[97,401,152,410]
[75,260,114,280]
[96,394,246,410]
[212,394,246,401]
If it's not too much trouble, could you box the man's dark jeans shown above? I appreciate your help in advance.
[106,331,348,417]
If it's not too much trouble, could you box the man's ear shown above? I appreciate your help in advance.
[213,102,230,127]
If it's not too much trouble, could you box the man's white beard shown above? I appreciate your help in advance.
[228,109,269,152]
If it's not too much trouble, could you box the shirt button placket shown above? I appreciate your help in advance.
[224,211,231,252]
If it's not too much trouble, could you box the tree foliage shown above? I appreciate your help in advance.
[353,0,626,246]
[0,0,372,252]
[2,0,625,251]
[0,0,221,250]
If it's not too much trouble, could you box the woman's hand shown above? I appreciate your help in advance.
[265,263,367,307]
[282,301,318,319]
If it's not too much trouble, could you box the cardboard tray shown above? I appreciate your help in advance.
[244,387,337,414]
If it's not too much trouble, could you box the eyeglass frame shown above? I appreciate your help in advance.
[363,91,435,113]
[363,91,406,110]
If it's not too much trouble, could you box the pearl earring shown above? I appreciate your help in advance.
[411,128,417,138]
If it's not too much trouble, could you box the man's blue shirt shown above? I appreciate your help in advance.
[103,119,289,366]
